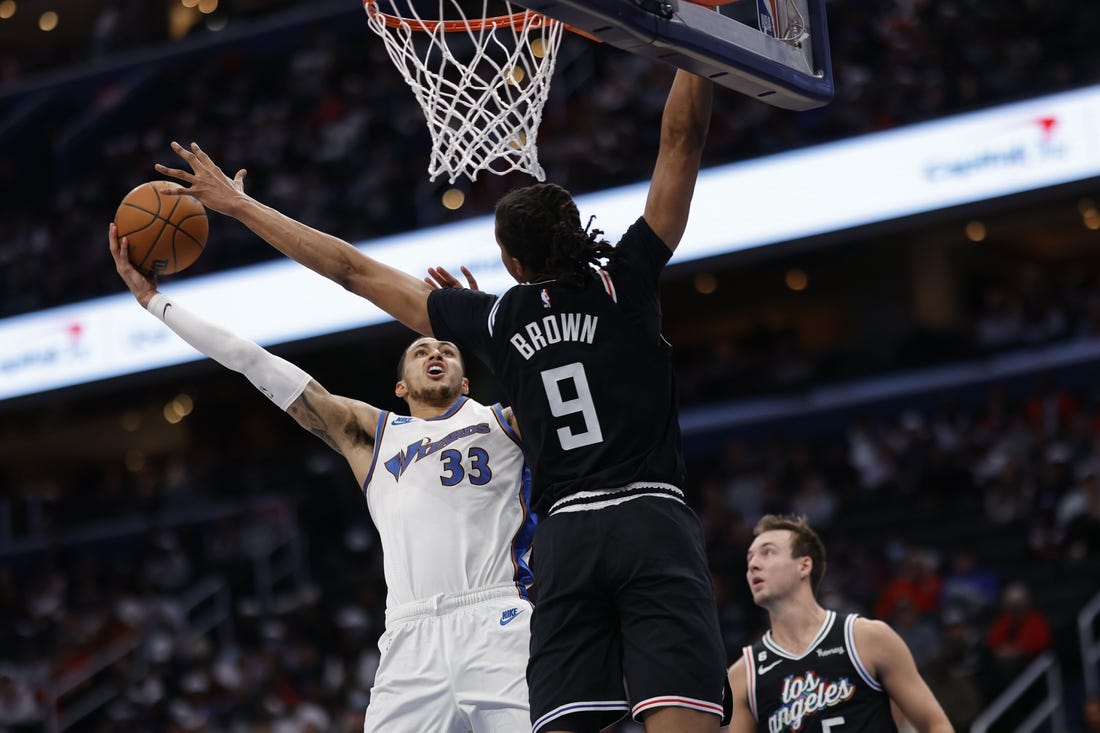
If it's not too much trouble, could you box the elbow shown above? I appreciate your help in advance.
[659,128,708,167]
[665,125,708,155]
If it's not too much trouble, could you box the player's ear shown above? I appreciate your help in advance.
[461,377,470,395]
[395,379,409,400]
[800,556,813,581]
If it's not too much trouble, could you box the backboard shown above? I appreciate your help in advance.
[511,0,834,110]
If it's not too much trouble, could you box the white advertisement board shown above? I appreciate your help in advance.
[3,83,1099,402]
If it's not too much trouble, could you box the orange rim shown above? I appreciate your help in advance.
[362,0,601,40]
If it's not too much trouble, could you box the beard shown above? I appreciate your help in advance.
[405,381,461,405]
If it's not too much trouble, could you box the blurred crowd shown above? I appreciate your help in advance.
[4,0,1100,730]
[3,377,1100,730]
[677,263,1100,404]
[1,0,1100,320]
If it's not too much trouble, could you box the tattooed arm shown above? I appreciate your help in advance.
[109,223,379,488]
[287,382,380,488]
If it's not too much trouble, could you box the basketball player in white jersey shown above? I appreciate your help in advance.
[109,225,535,733]
[727,515,952,733]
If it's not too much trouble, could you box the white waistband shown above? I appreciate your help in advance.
[548,482,685,515]
[385,583,524,625]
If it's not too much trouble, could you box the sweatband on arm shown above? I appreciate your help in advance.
[146,293,312,410]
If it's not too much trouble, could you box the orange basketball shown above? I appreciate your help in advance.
[114,181,208,276]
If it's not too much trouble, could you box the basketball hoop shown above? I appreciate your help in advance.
[363,1,566,183]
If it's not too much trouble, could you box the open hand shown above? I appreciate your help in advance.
[154,141,248,216]
[108,222,158,307]
[424,265,480,291]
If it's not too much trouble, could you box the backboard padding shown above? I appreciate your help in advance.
[514,0,834,110]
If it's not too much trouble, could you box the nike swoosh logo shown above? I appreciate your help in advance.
[499,609,522,626]
[758,660,782,674]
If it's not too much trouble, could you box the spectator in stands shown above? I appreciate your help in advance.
[1079,696,1100,733]
[888,597,943,668]
[1063,475,1100,562]
[874,547,943,620]
[921,608,986,731]
[0,670,40,730]
[983,581,1052,687]
[789,472,839,528]
[938,548,998,622]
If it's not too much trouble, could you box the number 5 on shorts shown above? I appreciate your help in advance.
[540,362,603,450]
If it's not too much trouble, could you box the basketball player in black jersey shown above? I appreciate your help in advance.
[155,68,723,733]
[728,515,953,733]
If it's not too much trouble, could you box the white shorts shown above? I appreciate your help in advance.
[363,584,532,733]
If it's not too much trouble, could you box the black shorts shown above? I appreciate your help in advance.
[527,495,726,733]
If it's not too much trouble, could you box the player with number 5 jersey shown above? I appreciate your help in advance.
[728,515,953,733]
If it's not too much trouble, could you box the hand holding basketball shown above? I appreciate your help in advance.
[114,180,208,275]
[109,222,159,308]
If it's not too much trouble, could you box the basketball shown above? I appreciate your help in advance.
[114,180,208,276]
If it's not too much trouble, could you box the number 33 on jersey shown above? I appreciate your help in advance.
[363,396,535,609]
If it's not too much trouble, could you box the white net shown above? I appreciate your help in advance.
[364,1,565,183]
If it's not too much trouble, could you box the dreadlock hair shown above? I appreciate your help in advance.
[494,183,625,288]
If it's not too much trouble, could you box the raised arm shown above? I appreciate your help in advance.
[855,618,954,733]
[643,69,713,253]
[110,223,380,486]
[155,142,435,336]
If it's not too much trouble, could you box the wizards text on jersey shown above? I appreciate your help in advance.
[768,671,855,733]
[509,313,598,360]
[384,422,491,481]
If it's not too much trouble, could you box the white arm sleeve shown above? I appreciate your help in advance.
[146,293,311,410]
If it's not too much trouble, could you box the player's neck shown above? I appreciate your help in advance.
[767,596,828,656]
[408,394,463,419]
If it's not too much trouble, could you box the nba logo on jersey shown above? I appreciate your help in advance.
[540,289,552,309]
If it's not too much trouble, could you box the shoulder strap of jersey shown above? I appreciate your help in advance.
[491,403,522,448]
[843,613,883,691]
[361,409,391,493]
[596,268,618,302]
[741,645,758,722]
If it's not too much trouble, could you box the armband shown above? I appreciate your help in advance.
[146,293,311,410]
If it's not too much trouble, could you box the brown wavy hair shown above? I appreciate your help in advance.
[753,514,827,594]
[494,183,625,287]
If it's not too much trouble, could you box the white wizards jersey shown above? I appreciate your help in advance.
[363,396,535,610]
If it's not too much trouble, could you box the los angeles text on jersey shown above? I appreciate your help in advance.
[767,671,855,733]
[509,313,598,360]
[383,422,491,481]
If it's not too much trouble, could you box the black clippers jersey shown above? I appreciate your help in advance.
[427,217,687,515]
[742,612,896,733]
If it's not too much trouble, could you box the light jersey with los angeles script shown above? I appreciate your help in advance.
[427,218,686,515]
[363,396,535,609]
[741,611,897,733]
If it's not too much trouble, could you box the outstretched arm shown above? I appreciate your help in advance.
[643,69,713,253]
[110,223,380,485]
[855,618,954,733]
[155,142,435,336]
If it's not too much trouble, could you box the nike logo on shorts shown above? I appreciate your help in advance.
[499,608,521,626]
